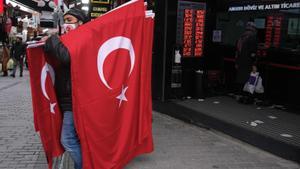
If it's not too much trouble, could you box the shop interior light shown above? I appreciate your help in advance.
[6,0,38,14]
[82,6,89,11]
[82,0,89,4]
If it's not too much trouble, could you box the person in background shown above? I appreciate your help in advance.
[10,36,26,78]
[1,43,10,77]
[43,7,89,169]
[235,21,258,100]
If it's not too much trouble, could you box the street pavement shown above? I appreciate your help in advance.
[0,70,299,169]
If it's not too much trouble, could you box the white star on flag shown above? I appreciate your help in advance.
[50,103,56,114]
[116,85,128,107]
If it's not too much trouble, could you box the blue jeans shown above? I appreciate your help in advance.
[61,111,82,169]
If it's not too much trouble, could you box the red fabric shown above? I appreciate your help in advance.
[0,0,3,14]
[54,0,58,5]
[60,1,154,168]
[27,47,64,169]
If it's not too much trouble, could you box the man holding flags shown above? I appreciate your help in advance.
[27,0,154,168]
[43,7,89,169]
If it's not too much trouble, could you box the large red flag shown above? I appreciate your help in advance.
[27,46,64,169]
[60,0,154,168]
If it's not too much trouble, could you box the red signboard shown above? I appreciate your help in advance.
[265,16,283,48]
[273,16,282,47]
[265,16,273,48]
[183,9,193,57]
[182,9,206,58]
[194,10,205,57]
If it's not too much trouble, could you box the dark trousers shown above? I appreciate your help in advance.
[12,57,24,76]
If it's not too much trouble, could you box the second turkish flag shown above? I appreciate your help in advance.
[61,0,154,168]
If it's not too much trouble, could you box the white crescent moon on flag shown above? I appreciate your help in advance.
[41,63,55,100]
[97,36,135,90]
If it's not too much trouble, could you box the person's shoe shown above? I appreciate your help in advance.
[10,74,15,78]
[2,71,8,76]
[20,74,23,77]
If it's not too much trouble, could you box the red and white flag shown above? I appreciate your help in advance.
[27,47,64,169]
[60,0,154,168]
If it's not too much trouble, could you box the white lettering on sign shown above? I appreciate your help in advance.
[229,2,300,12]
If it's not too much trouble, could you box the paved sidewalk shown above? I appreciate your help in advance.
[0,71,299,169]
[0,71,46,169]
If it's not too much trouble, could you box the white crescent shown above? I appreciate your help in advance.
[41,63,55,100]
[97,36,135,90]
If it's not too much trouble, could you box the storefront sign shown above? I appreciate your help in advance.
[90,0,111,19]
[229,1,300,12]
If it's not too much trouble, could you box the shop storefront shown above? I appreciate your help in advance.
[215,0,300,110]
[152,0,300,111]
[152,0,300,162]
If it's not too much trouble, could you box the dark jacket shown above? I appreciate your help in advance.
[11,41,26,60]
[235,29,257,84]
[44,35,72,112]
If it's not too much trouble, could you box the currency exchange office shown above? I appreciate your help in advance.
[152,0,300,111]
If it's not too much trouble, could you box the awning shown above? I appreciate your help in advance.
[8,0,54,12]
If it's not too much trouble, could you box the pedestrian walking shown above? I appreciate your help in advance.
[43,7,89,169]
[10,36,26,77]
[1,43,10,76]
[235,21,258,98]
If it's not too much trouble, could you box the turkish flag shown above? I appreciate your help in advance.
[0,0,3,14]
[27,47,64,169]
[60,0,154,168]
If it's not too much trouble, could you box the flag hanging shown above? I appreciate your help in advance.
[60,0,154,168]
[27,46,64,169]
[27,0,154,168]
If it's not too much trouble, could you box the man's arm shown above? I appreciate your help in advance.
[44,35,70,64]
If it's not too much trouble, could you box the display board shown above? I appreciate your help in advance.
[89,0,111,19]
[177,1,206,58]
[265,15,283,48]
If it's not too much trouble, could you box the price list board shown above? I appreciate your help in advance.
[177,1,206,58]
[273,16,283,47]
[183,9,193,57]
[265,16,273,48]
[264,16,283,48]
[194,10,205,57]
